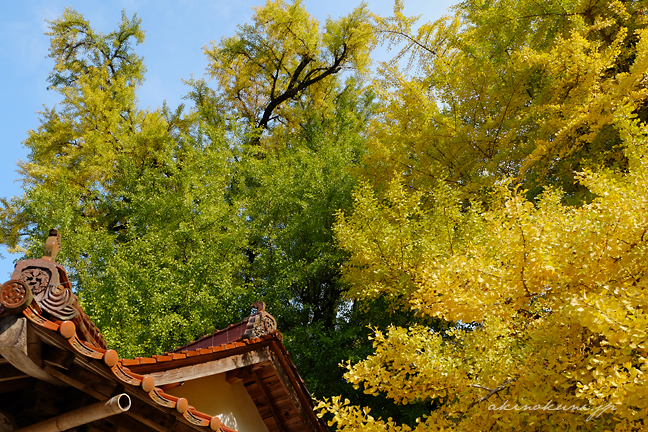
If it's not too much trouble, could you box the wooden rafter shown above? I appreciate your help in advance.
[253,368,289,432]
[0,362,28,382]
[28,323,211,432]
[268,345,321,432]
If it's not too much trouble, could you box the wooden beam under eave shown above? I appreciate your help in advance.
[101,414,157,432]
[43,363,202,432]
[146,347,273,386]
[86,419,119,432]
[27,323,211,432]
[253,369,288,432]
[124,406,177,432]
[0,376,33,393]
[42,343,77,369]
[0,315,64,386]
[43,364,113,400]
[268,347,323,432]
[0,362,28,382]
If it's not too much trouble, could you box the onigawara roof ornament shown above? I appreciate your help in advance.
[243,301,278,339]
[0,229,102,340]
[43,228,62,261]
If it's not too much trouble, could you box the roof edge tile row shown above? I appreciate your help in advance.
[21,303,237,432]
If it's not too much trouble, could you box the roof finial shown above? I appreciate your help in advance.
[43,228,61,262]
[251,301,266,314]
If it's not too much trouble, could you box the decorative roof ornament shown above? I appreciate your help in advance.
[43,228,62,262]
[0,229,80,322]
[0,232,325,432]
[243,301,278,340]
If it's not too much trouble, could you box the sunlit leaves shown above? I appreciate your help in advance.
[2,9,252,357]
[324,0,648,429]
[203,0,374,142]
[365,0,648,203]
[326,106,648,429]
[19,8,148,192]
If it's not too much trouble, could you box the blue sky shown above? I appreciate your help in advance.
[0,0,456,280]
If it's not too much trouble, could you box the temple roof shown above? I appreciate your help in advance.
[0,230,326,432]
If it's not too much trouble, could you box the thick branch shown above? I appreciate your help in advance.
[255,44,348,133]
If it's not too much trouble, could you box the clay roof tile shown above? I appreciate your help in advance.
[122,358,141,367]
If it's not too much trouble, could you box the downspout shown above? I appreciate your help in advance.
[14,393,131,432]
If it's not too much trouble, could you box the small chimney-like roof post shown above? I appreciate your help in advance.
[42,228,61,262]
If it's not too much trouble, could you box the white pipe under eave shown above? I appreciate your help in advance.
[14,393,131,432]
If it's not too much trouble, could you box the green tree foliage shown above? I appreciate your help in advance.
[238,78,377,400]
[1,8,147,250]
[240,79,372,328]
[22,8,146,190]
[2,9,250,357]
[1,2,391,399]
[192,2,428,415]
[16,1,648,430]
[18,122,252,357]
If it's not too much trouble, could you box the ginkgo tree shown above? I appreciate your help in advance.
[364,0,648,203]
[323,99,648,432]
[202,0,374,145]
[319,0,648,431]
[0,2,396,403]
[0,8,252,357]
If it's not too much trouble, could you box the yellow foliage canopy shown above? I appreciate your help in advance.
[323,102,648,432]
[320,0,648,429]
[203,0,374,144]
[364,0,648,202]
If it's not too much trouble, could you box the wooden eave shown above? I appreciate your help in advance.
[126,335,327,432]
[0,308,235,432]
[0,250,235,432]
